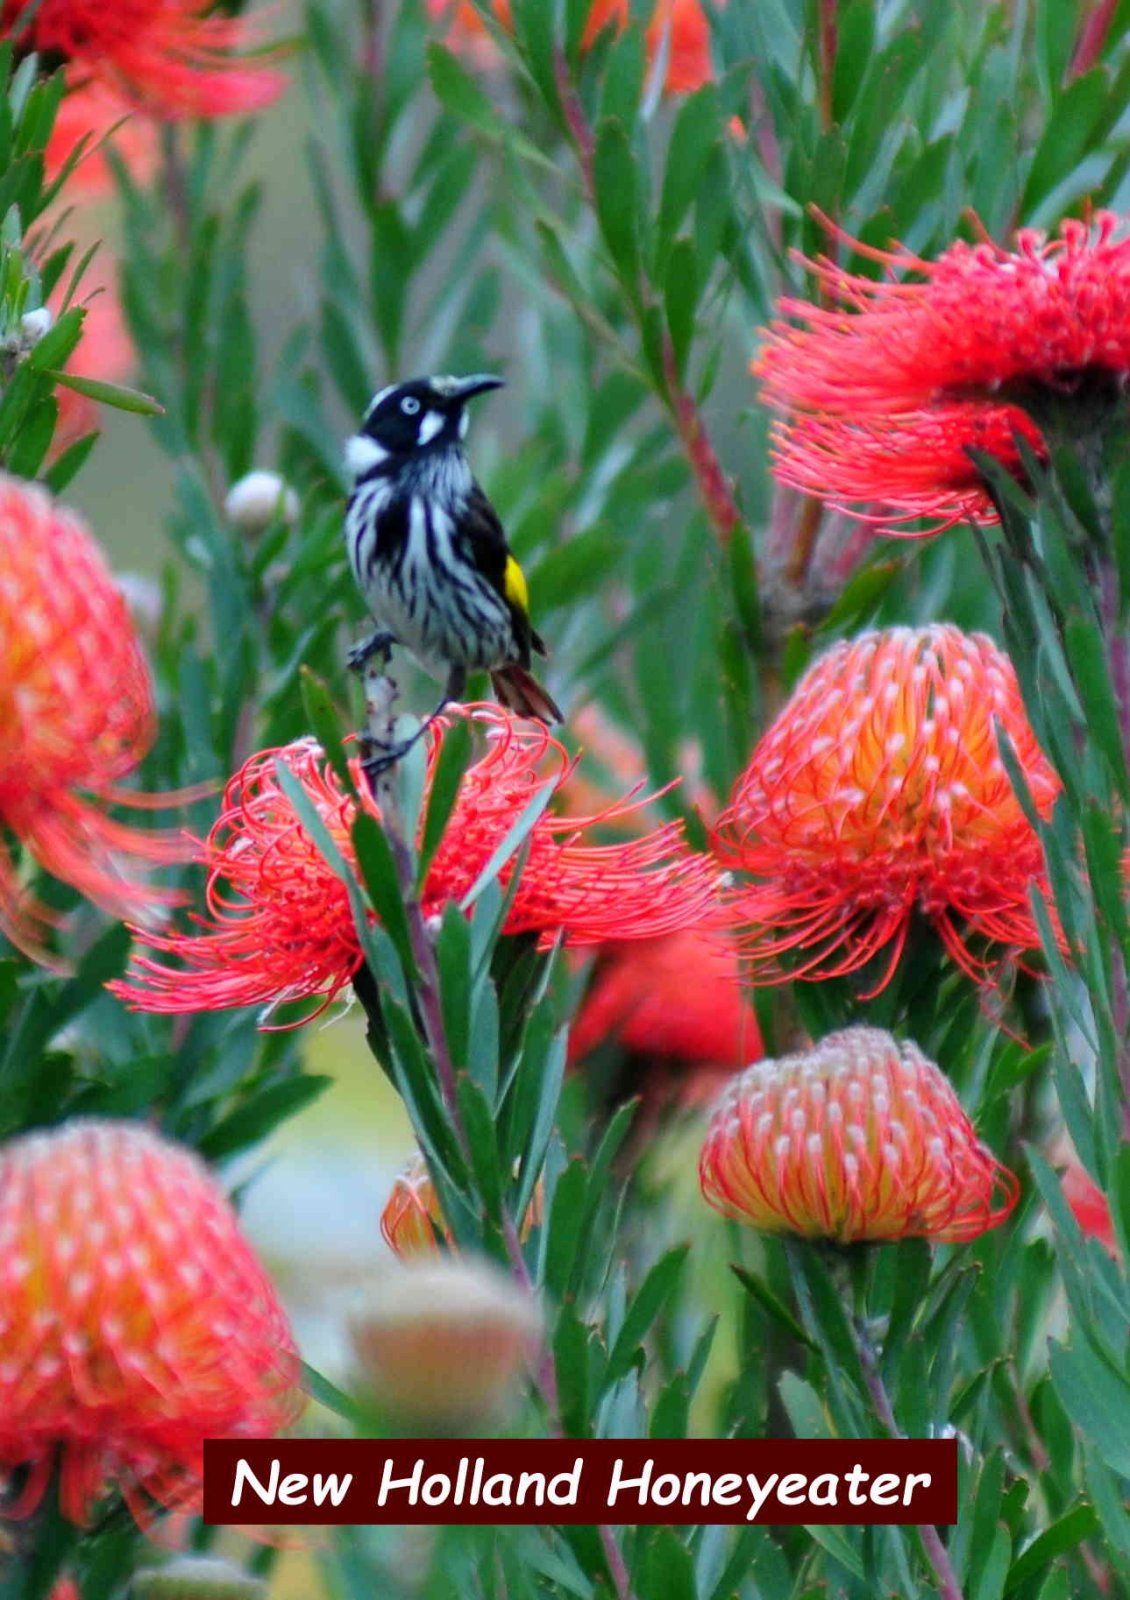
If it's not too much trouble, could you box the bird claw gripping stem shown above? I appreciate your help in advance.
[347,629,395,674]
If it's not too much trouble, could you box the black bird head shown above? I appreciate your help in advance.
[346,373,504,481]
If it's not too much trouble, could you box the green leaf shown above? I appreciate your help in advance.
[593,118,640,292]
[351,812,418,983]
[658,90,719,252]
[301,1361,372,1429]
[1004,1503,1099,1594]
[418,716,472,883]
[1021,69,1109,211]
[604,1246,689,1387]
[43,368,165,416]
[637,1529,697,1600]
[458,777,557,912]
[730,1265,816,1352]
[553,1302,591,1438]
[664,237,698,381]
[299,666,357,797]
[1048,1337,1130,1477]
[427,42,500,132]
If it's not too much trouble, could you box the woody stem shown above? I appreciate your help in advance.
[850,1315,963,1600]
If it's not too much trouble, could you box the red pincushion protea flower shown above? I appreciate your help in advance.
[0,1119,301,1525]
[3,0,285,119]
[699,1026,1019,1243]
[768,404,1046,535]
[113,705,722,1020]
[714,625,1061,992]
[757,212,1130,534]
[0,475,190,958]
[568,928,759,1073]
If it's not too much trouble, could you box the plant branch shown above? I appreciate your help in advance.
[356,664,634,1599]
[554,48,741,546]
[850,1313,964,1600]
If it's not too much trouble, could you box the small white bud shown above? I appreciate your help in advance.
[223,469,299,534]
[19,307,54,345]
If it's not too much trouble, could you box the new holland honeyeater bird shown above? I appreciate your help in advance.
[343,374,562,755]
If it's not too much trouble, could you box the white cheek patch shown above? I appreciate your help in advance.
[345,434,389,482]
[418,410,445,446]
[458,410,470,439]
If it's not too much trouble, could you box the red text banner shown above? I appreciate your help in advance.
[204,1438,958,1526]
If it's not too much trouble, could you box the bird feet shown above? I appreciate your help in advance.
[348,630,394,674]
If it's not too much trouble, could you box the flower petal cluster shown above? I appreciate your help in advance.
[757,213,1130,533]
[0,1120,301,1525]
[113,705,724,1020]
[4,0,286,119]
[699,1026,1019,1243]
[428,0,721,94]
[714,625,1060,991]
[0,474,190,958]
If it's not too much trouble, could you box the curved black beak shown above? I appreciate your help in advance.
[449,373,505,402]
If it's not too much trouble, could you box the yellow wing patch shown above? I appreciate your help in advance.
[503,554,530,615]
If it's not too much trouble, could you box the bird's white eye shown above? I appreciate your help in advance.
[401,396,421,415]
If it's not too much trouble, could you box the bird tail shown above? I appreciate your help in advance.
[491,665,563,725]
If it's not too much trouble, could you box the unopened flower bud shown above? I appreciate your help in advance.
[20,307,54,345]
[700,1025,1019,1244]
[133,1559,267,1600]
[224,470,298,534]
[348,1258,543,1429]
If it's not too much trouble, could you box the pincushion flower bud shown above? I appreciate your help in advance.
[381,1154,543,1259]
[132,1559,267,1600]
[349,1259,543,1430]
[0,475,192,959]
[223,470,299,534]
[0,1120,302,1524]
[715,624,1061,993]
[699,1026,1019,1244]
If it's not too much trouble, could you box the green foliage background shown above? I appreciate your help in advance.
[2,2,1130,1598]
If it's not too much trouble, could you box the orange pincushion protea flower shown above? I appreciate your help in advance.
[0,475,189,958]
[428,0,721,93]
[757,213,1130,534]
[3,0,285,119]
[699,1026,1019,1243]
[714,625,1060,992]
[568,927,759,1074]
[0,1120,301,1525]
[113,705,723,1021]
[381,1153,543,1259]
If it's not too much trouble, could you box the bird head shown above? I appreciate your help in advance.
[345,374,504,481]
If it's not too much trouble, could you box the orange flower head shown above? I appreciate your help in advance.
[0,475,191,958]
[699,1026,1020,1243]
[757,212,1130,534]
[569,927,760,1071]
[0,1119,302,1525]
[113,704,724,1021]
[714,625,1060,992]
[4,0,286,118]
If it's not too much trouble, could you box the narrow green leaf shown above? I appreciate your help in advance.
[44,368,165,416]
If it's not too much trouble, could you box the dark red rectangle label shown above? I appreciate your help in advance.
[203,1438,956,1526]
